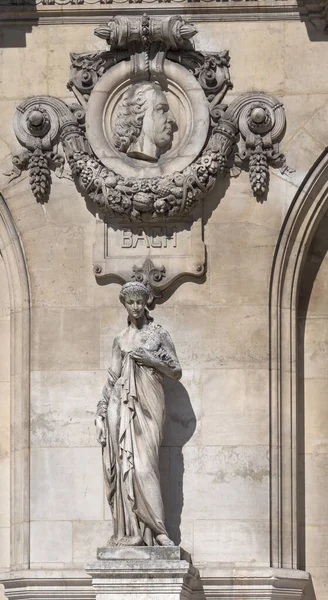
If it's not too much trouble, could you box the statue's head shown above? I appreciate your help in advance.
[119,281,150,321]
[113,82,177,162]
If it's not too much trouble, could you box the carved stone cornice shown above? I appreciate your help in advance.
[0,0,303,25]
[0,0,297,5]
[300,0,328,28]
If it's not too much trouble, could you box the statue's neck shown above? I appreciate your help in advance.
[129,314,148,330]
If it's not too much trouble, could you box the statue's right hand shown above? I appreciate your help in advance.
[95,415,106,446]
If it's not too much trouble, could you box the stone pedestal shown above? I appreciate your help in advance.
[85,546,200,600]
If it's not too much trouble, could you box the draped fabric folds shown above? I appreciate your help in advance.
[102,354,168,545]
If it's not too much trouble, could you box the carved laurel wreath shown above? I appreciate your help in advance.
[8,15,292,221]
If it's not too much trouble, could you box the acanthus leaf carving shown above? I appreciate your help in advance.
[131,257,166,305]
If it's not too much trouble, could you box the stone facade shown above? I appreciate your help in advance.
[0,5,328,600]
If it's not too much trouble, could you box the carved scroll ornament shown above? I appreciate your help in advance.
[7,14,292,222]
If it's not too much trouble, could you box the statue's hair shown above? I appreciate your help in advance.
[119,281,150,305]
[113,82,160,153]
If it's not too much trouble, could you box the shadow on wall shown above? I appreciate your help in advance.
[295,9,328,42]
[303,575,318,600]
[160,379,196,545]
[0,25,36,48]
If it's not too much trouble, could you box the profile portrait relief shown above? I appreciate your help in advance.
[113,81,178,163]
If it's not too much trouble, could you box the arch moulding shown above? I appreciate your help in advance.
[269,148,328,570]
[0,190,31,571]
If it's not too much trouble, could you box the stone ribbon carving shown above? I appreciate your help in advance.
[8,14,292,219]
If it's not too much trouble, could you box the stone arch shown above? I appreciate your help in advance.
[269,148,328,570]
[0,191,31,571]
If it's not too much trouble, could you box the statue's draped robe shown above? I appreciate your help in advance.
[102,353,168,545]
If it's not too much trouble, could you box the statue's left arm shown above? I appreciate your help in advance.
[155,330,182,380]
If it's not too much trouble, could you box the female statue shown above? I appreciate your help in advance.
[95,281,182,547]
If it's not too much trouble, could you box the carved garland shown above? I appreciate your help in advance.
[7,15,292,220]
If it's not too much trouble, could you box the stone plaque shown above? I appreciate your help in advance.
[93,217,205,299]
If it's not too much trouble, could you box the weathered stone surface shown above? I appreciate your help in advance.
[201,369,268,446]
[196,22,284,95]
[0,570,94,600]
[0,528,10,570]
[303,317,328,380]
[0,318,10,383]
[1,13,328,600]
[0,28,48,99]
[282,94,328,149]
[48,25,103,98]
[285,22,328,94]
[174,304,268,370]
[31,308,100,371]
[31,521,73,566]
[31,370,104,448]
[284,129,325,187]
[30,448,103,521]
[93,218,206,300]
[86,549,198,600]
[181,445,269,522]
[193,519,269,564]
[0,458,10,528]
[207,222,277,306]
[304,379,328,455]
[198,567,309,600]
[96,546,185,561]
[0,382,10,458]
[73,521,113,564]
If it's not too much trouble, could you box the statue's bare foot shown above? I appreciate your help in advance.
[156,534,175,547]
[106,535,118,546]
[118,535,144,546]
[117,536,128,546]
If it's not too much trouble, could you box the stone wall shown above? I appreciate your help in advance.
[299,212,328,600]
[0,241,11,573]
[0,15,328,600]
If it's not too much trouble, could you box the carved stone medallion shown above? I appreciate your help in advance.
[9,14,292,219]
[7,14,293,298]
[86,60,209,180]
